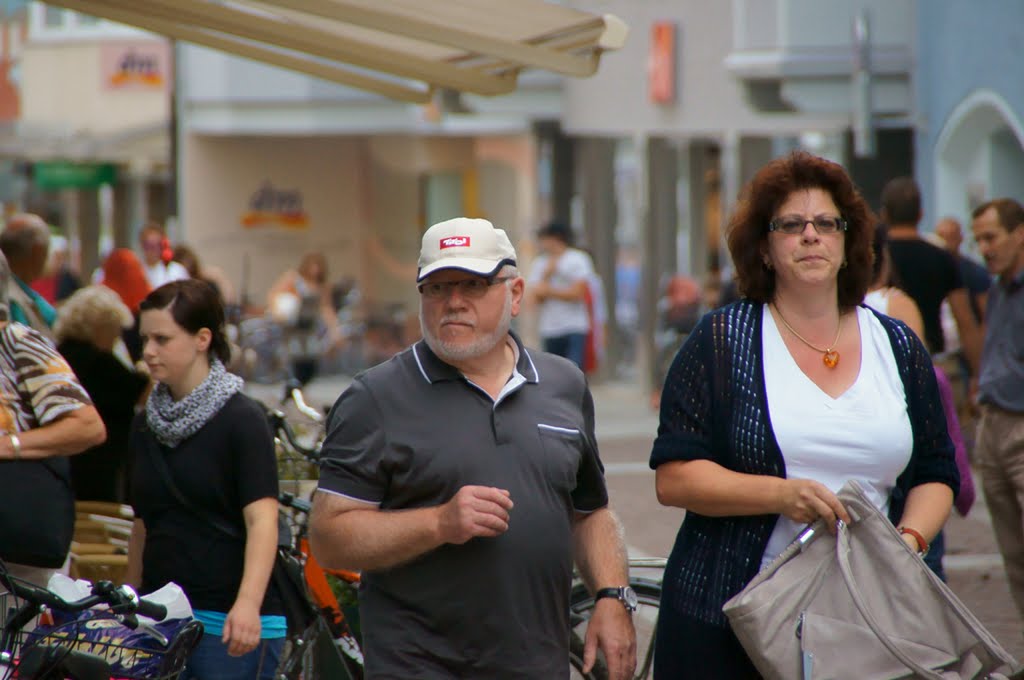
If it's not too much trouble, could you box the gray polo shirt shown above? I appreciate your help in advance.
[979,270,1024,413]
[318,332,608,679]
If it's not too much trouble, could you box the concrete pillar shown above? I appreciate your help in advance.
[719,131,741,273]
[77,189,101,280]
[578,137,618,380]
[534,121,575,227]
[642,137,679,393]
[683,141,711,279]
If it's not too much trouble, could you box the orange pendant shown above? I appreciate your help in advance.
[823,350,840,368]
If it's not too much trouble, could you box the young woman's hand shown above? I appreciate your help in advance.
[222,598,262,656]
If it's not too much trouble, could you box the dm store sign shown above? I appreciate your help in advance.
[101,42,170,91]
[241,181,310,230]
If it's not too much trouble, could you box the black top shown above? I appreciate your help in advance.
[59,339,148,502]
[958,254,992,322]
[888,237,964,353]
[130,392,283,615]
[319,333,607,679]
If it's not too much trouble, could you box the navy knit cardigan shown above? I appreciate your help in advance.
[650,300,960,627]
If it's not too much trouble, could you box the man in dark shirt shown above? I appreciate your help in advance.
[935,216,992,322]
[970,198,1024,619]
[880,177,981,371]
[310,217,636,679]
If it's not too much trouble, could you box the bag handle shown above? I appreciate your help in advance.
[834,520,947,680]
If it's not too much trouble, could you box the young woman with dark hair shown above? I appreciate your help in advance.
[127,279,284,679]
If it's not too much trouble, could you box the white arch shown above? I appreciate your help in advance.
[934,89,1024,225]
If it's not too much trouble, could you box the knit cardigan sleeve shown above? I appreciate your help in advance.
[650,315,715,467]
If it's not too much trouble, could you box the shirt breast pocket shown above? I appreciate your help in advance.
[536,423,583,490]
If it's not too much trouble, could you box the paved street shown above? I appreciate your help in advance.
[247,373,1024,662]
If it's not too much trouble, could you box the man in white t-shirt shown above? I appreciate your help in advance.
[138,222,189,289]
[528,222,595,369]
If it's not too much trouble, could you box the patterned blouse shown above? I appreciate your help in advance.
[0,322,92,436]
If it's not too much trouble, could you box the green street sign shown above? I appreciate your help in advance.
[33,162,117,190]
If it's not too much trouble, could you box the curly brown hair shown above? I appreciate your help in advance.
[726,151,875,308]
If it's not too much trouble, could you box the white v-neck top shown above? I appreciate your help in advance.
[760,305,913,569]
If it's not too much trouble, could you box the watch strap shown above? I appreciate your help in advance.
[594,587,623,602]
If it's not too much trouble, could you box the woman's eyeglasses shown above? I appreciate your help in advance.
[768,215,848,235]
[418,276,513,299]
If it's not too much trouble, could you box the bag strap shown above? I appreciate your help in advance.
[141,431,244,542]
[834,521,946,680]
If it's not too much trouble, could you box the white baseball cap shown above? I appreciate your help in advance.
[417,217,517,282]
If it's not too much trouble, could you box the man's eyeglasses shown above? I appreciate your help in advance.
[418,276,513,299]
[768,215,848,235]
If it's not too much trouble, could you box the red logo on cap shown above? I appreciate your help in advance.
[440,236,470,249]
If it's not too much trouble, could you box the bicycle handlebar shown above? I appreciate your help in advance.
[264,406,321,461]
[0,574,167,623]
[278,491,312,515]
[281,379,325,424]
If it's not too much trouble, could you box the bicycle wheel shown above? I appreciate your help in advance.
[568,578,662,680]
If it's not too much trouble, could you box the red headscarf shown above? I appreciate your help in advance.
[102,248,151,314]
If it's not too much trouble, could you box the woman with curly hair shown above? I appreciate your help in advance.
[649,152,958,677]
[55,285,150,502]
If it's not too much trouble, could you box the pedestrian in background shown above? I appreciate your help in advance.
[54,285,150,503]
[100,248,152,363]
[865,222,976,580]
[651,152,958,678]
[310,217,636,679]
[880,177,982,372]
[528,221,596,370]
[0,213,57,339]
[935,215,991,324]
[127,279,284,679]
[138,222,189,289]
[0,250,106,587]
[970,198,1024,621]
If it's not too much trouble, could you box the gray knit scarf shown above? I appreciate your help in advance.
[145,358,244,448]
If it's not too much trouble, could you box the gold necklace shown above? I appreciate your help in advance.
[772,304,843,369]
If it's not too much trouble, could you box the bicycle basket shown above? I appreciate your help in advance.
[19,609,203,680]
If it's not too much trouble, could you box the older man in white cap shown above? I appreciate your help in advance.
[310,217,636,679]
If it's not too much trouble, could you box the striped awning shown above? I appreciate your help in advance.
[44,0,628,103]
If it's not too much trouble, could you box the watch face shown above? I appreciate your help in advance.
[622,586,639,611]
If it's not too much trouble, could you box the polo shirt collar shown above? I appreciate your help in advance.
[411,330,540,385]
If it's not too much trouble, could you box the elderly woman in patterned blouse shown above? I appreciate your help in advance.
[0,250,105,588]
[649,152,958,678]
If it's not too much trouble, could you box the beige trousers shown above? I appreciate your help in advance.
[976,404,1024,620]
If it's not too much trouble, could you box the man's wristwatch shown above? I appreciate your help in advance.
[594,586,638,613]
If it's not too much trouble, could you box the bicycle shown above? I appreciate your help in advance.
[275,492,363,680]
[0,566,202,680]
[569,558,665,680]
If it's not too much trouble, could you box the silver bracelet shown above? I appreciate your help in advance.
[9,433,21,460]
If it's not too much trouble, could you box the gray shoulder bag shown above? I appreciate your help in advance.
[723,480,1020,680]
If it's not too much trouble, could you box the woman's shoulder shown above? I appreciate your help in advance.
[698,299,763,340]
[219,391,266,418]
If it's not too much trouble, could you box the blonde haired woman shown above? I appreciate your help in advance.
[56,286,150,502]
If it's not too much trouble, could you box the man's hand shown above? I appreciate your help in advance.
[582,598,636,680]
[437,486,514,545]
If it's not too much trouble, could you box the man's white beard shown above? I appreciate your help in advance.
[420,290,513,363]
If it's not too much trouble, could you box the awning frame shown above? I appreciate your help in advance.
[42,0,627,104]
